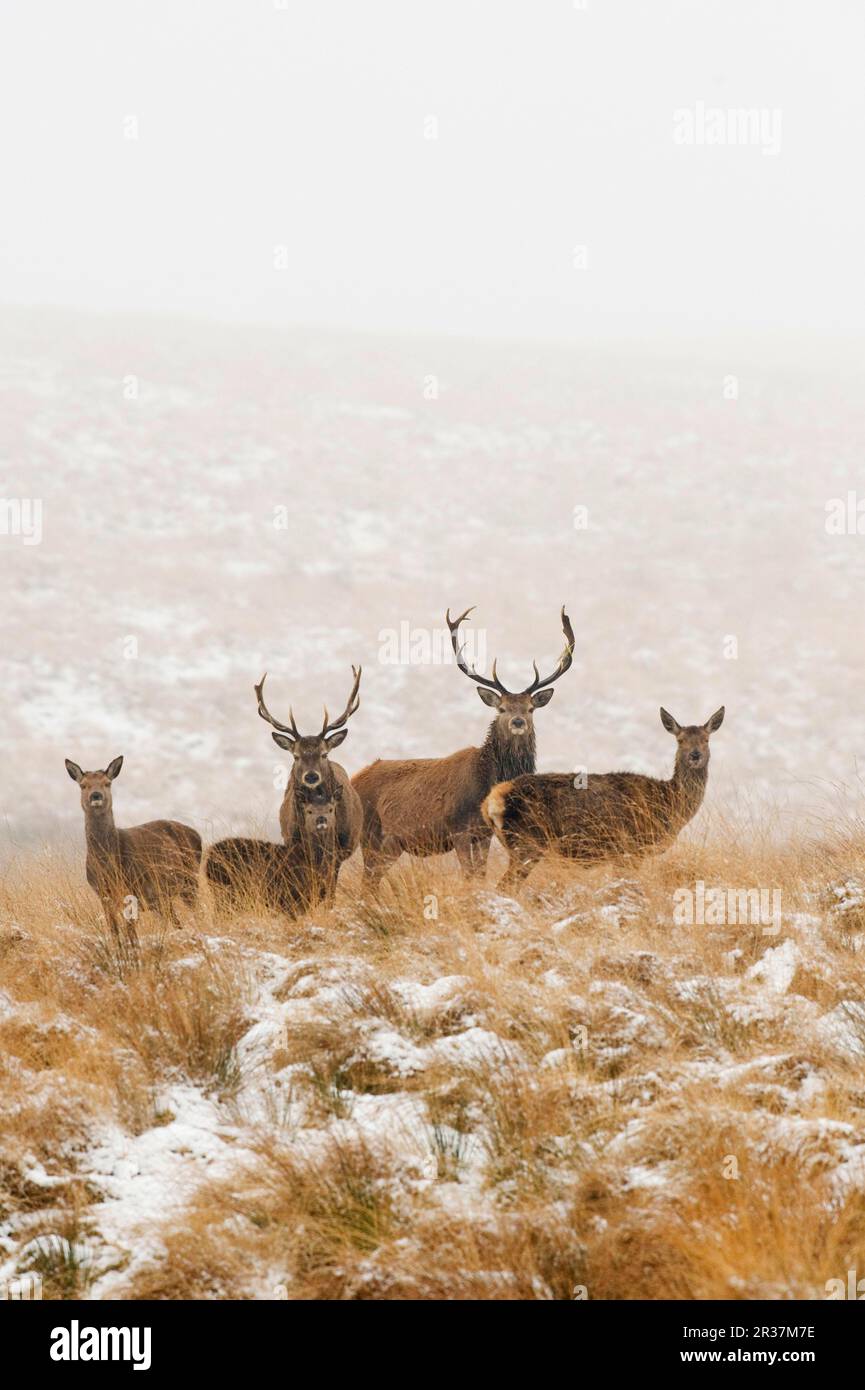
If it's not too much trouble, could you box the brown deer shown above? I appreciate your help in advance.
[205,787,342,919]
[254,665,363,904]
[65,756,202,947]
[352,606,574,888]
[482,706,725,891]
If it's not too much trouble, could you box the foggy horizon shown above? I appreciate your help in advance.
[2,0,863,360]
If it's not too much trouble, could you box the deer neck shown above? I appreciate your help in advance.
[668,755,709,827]
[479,721,536,787]
[292,768,335,803]
[84,807,119,864]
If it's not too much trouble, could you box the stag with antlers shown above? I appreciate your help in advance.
[352,606,574,888]
[254,665,364,905]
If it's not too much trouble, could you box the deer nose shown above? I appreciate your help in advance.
[302,771,321,786]
[89,792,104,805]
[510,717,527,731]
[689,749,702,762]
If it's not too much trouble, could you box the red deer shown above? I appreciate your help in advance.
[482,706,725,891]
[205,787,341,918]
[65,756,201,947]
[254,665,363,904]
[352,606,574,888]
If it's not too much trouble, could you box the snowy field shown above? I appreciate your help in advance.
[2,847,865,1300]
[3,307,865,859]
[2,309,865,1301]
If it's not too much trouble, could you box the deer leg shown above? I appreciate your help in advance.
[180,879,199,907]
[177,881,201,930]
[325,853,341,905]
[101,899,122,943]
[361,858,383,894]
[307,859,337,909]
[123,907,141,952]
[453,832,490,879]
[103,898,139,954]
[471,833,492,877]
[497,846,541,895]
[322,862,340,907]
[358,810,385,893]
[360,836,401,894]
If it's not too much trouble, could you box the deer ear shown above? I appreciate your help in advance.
[477,687,502,709]
[65,759,84,783]
[531,687,555,708]
[325,729,348,751]
[272,733,296,753]
[704,706,725,733]
[660,708,681,735]
[105,756,123,780]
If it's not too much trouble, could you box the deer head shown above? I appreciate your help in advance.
[660,707,725,772]
[446,606,575,738]
[300,785,342,836]
[65,756,124,815]
[255,667,361,790]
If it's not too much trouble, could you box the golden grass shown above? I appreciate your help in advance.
[2,819,865,1299]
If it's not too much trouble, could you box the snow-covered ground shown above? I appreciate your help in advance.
[2,867,865,1300]
[3,308,864,858]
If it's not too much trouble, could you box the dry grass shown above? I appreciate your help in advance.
[2,821,865,1299]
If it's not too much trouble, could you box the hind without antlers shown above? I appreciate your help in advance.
[482,705,725,891]
[65,755,202,949]
[206,786,343,920]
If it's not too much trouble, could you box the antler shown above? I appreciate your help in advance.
[254,673,301,741]
[447,606,574,696]
[446,606,508,694]
[320,666,362,737]
[522,606,575,694]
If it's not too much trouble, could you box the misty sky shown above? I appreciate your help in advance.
[1,0,863,350]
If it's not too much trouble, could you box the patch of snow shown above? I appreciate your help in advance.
[815,1003,865,1059]
[746,939,800,994]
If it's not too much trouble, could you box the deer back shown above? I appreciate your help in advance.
[484,709,723,864]
[117,820,202,901]
[353,746,493,849]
